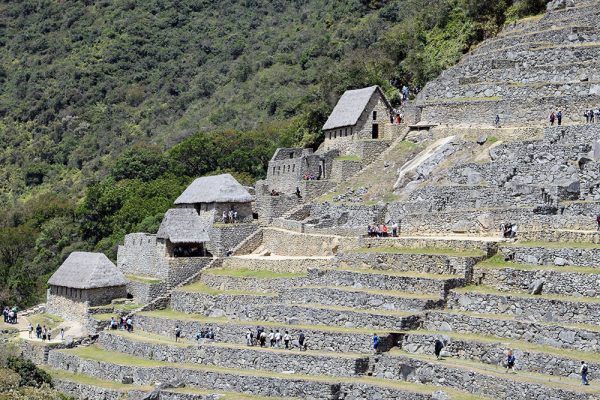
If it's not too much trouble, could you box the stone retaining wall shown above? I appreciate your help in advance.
[424,312,600,352]
[447,291,600,325]
[502,245,600,267]
[127,280,167,304]
[220,256,332,273]
[98,332,365,378]
[400,332,599,379]
[134,314,386,353]
[475,266,600,297]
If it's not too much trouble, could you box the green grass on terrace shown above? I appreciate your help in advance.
[352,246,486,257]
[126,274,162,284]
[454,284,600,303]
[298,285,441,299]
[507,241,600,249]
[336,267,461,280]
[204,268,307,279]
[334,155,361,161]
[44,367,153,391]
[170,387,296,400]
[177,282,276,297]
[476,255,600,274]
[64,345,488,400]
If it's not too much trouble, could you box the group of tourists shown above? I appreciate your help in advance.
[247,327,305,350]
[367,223,399,237]
[110,316,133,332]
[221,210,238,224]
[584,109,600,123]
[500,223,518,238]
[2,306,18,324]
[302,174,317,181]
[28,323,63,341]
[549,110,563,126]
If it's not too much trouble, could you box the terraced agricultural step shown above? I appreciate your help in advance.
[373,351,599,400]
[221,255,333,273]
[98,330,370,378]
[399,330,600,379]
[174,284,444,313]
[170,296,421,330]
[357,236,497,255]
[309,269,465,296]
[199,269,307,292]
[424,310,600,352]
[135,310,397,353]
[519,229,600,244]
[449,286,600,325]
[501,241,600,267]
[474,257,600,297]
[47,346,484,400]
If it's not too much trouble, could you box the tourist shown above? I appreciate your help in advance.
[246,328,252,346]
[60,328,64,341]
[373,333,380,354]
[394,114,402,125]
[47,329,51,341]
[270,189,279,196]
[2,307,7,323]
[434,339,444,360]
[27,323,33,339]
[259,330,267,347]
[268,330,275,347]
[36,324,41,339]
[549,111,556,126]
[595,109,600,123]
[585,110,590,123]
[284,331,290,349]
[392,222,399,237]
[207,328,214,339]
[382,225,388,237]
[222,211,227,224]
[495,114,500,128]
[126,318,133,332]
[295,187,302,198]
[298,331,306,351]
[591,110,595,124]
[596,214,600,231]
[510,223,518,238]
[121,316,127,330]
[42,326,47,341]
[110,317,116,329]
[275,329,282,348]
[581,361,589,385]
[233,211,238,223]
[556,110,562,126]
[175,325,181,342]
[505,350,516,373]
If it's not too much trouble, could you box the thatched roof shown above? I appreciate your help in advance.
[48,252,128,289]
[157,208,210,243]
[174,174,253,204]
[322,86,391,131]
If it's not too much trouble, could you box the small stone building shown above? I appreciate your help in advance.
[321,85,394,152]
[156,208,211,257]
[47,252,128,321]
[175,173,254,223]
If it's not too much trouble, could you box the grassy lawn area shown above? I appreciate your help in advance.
[334,155,361,161]
[126,275,162,284]
[177,282,276,297]
[28,313,63,330]
[204,268,306,279]
[352,246,485,257]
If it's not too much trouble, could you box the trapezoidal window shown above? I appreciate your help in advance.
[373,111,377,120]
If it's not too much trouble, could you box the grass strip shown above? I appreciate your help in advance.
[352,246,485,257]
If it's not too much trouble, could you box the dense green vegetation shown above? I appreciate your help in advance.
[0,0,546,307]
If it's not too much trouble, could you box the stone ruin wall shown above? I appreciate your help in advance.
[117,233,167,278]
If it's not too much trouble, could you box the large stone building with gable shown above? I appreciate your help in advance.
[47,252,128,322]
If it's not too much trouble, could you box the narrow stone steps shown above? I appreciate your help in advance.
[47,346,485,400]
[448,286,600,326]
[399,329,600,378]
[135,309,396,353]
[424,310,600,352]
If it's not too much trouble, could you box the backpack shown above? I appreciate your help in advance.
[583,365,588,374]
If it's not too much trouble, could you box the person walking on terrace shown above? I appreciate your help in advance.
[246,328,252,346]
[434,339,444,360]
[549,111,556,126]
[505,350,516,373]
[373,333,380,354]
[27,323,32,339]
[298,331,306,351]
[284,331,290,349]
[596,214,600,231]
[581,361,590,385]
[556,110,562,126]
[175,325,181,343]
[495,114,500,128]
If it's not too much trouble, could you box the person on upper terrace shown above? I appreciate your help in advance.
[549,111,556,126]
[556,110,562,126]
[394,114,402,125]
[495,114,500,128]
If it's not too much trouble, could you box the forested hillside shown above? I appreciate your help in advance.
[0,0,545,307]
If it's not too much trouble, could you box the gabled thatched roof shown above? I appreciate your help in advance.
[322,85,391,131]
[156,208,210,243]
[48,252,128,289]
[174,174,253,204]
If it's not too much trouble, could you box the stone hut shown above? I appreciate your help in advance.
[175,173,254,223]
[322,85,394,152]
[47,252,128,321]
[157,208,211,257]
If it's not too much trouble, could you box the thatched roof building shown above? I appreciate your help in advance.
[157,208,210,244]
[322,85,392,131]
[175,174,253,205]
[48,252,128,290]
